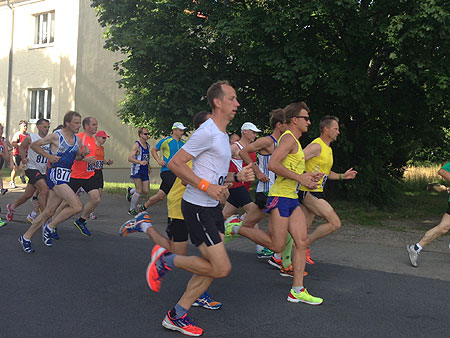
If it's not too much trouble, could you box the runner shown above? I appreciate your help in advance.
[297,115,357,265]
[125,81,253,336]
[138,122,186,212]
[225,102,324,305]
[127,127,150,215]
[120,110,222,310]
[88,130,113,219]
[6,118,51,223]
[69,117,101,236]
[18,111,88,253]
[0,123,10,195]
[407,162,450,267]
[10,120,29,188]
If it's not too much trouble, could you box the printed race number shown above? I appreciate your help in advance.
[36,154,48,164]
[87,162,96,172]
[55,168,71,182]
[95,160,104,170]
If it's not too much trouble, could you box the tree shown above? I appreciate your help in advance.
[92,0,450,204]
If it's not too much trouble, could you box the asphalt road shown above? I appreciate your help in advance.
[1,188,450,338]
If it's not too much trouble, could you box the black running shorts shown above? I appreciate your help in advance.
[25,169,46,185]
[181,199,224,247]
[166,218,189,242]
[160,170,177,195]
[226,185,253,208]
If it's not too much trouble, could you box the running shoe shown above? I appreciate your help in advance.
[306,248,315,265]
[287,288,323,305]
[89,212,97,220]
[268,255,282,269]
[257,247,274,259]
[192,291,222,310]
[52,227,59,240]
[20,175,26,184]
[146,245,172,292]
[74,219,91,236]
[0,218,7,228]
[1,188,8,195]
[126,187,133,202]
[224,215,242,243]
[6,203,14,222]
[120,211,152,237]
[280,264,308,277]
[406,244,419,267]
[42,224,53,247]
[19,235,35,254]
[127,208,138,216]
[9,181,17,188]
[26,213,36,224]
[162,311,203,336]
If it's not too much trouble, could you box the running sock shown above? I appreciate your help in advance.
[30,211,38,218]
[163,252,176,269]
[141,222,151,232]
[292,286,304,294]
[232,225,241,235]
[274,253,281,260]
[130,188,136,195]
[130,192,140,210]
[414,243,423,252]
[256,244,264,252]
[171,303,187,319]
[282,233,294,268]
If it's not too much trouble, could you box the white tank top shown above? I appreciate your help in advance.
[26,133,51,174]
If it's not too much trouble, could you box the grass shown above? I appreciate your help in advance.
[3,166,448,228]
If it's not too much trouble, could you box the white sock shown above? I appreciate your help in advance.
[274,253,281,260]
[293,286,304,294]
[256,244,264,252]
[141,222,152,232]
[131,188,136,195]
[415,243,423,253]
[130,192,140,209]
[30,211,38,217]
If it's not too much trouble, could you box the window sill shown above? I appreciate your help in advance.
[29,43,55,50]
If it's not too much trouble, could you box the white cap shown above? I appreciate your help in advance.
[172,122,187,130]
[241,122,261,132]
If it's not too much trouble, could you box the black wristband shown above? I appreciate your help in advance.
[234,172,239,182]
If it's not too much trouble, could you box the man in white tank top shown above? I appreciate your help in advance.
[6,119,51,223]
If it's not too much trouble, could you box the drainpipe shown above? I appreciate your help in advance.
[5,0,15,139]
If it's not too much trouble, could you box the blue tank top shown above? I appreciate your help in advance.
[131,141,150,175]
[50,130,79,169]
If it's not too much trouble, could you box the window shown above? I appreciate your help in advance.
[29,89,52,121]
[34,12,55,45]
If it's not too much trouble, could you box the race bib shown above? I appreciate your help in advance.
[95,160,104,170]
[87,162,96,172]
[36,154,48,164]
[54,167,71,182]
[321,175,328,188]
[142,154,150,162]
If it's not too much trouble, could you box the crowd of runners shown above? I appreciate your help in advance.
[1,80,450,336]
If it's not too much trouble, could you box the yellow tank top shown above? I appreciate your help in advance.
[269,130,305,199]
[301,137,333,192]
[167,161,192,220]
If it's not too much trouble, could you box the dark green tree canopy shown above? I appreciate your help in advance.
[92,0,450,204]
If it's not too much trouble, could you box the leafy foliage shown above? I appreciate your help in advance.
[92,0,450,204]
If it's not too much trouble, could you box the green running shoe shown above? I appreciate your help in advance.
[224,215,241,244]
[287,288,323,305]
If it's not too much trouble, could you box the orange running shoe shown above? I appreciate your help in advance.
[162,311,203,336]
[146,245,171,292]
[306,248,315,265]
[280,264,308,277]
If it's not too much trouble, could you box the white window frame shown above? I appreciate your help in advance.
[33,11,55,47]
[29,88,52,122]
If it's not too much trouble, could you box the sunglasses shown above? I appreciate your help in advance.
[295,116,310,121]
[142,133,149,136]
[101,137,107,139]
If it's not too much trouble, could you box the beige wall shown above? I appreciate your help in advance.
[0,0,162,183]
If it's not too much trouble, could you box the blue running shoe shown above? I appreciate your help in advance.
[42,224,53,247]
[119,211,152,237]
[162,311,203,336]
[52,227,59,240]
[19,235,35,253]
[192,291,222,310]
[74,219,91,236]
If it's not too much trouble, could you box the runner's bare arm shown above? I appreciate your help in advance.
[303,143,321,161]
[10,132,21,148]
[329,168,358,180]
[31,133,60,163]
[438,168,450,182]
[151,145,165,167]
[18,135,31,165]
[230,143,241,159]
[128,143,146,165]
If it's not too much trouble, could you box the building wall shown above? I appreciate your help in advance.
[0,4,13,130]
